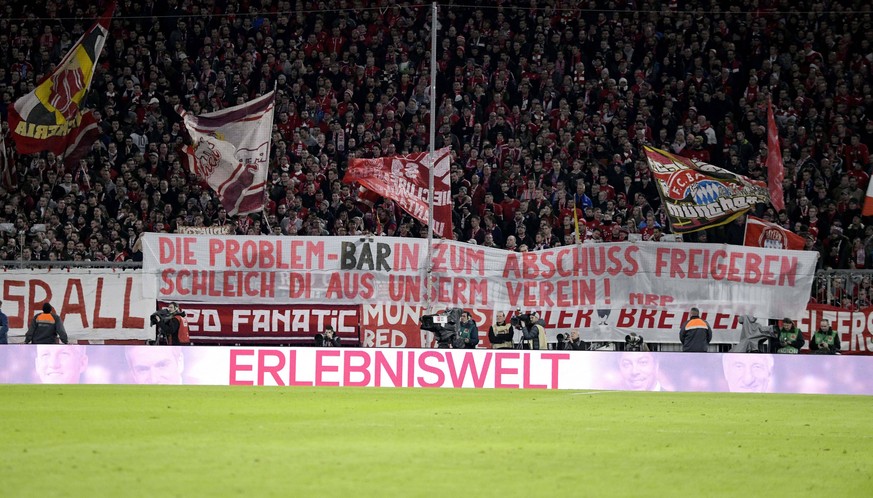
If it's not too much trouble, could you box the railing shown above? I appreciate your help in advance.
[810,270,873,307]
[0,260,142,270]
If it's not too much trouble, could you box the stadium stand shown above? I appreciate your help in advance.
[0,0,871,287]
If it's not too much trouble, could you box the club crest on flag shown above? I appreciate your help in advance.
[744,216,806,251]
[392,157,419,179]
[192,139,221,178]
[645,146,770,234]
[759,227,788,250]
[47,64,85,121]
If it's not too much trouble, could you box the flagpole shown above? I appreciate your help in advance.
[263,81,278,234]
[425,1,437,312]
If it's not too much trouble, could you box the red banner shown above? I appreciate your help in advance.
[164,302,360,344]
[157,301,873,355]
[800,305,873,354]
[744,216,805,250]
[343,147,453,238]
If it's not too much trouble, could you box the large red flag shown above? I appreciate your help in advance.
[343,147,453,238]
[7,2,114,165]
[744,216,805,250]
[766,98,786,212]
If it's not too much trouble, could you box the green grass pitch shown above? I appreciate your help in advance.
[1,386,871,497]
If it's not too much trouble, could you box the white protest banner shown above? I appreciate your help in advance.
[1,269,153,341]
[142,234,818,319]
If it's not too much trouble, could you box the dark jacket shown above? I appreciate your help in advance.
[314,333,341,347]
[458,320,479,348]
[810,329,840,354]
[560,337,588,350]
[488,322,513,349]
[0,310,8,344]
[25,311,68,344]
[679,317,712,352]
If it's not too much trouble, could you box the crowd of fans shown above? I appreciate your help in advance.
[0,1,872,288]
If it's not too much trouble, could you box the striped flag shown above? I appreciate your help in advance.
[7,2,114,165]
[177,91,276,216]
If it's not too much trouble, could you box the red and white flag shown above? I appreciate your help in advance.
[343,147,453,238]
[766,98,785,212]
[744,216,805,250]
[177,91,275,216]
[356,185,381,211]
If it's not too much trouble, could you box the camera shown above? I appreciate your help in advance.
[624,333,645,351]
[510,310,540,349]
[420,308,465,348]
[149,305,186,345]
[511,310,533,328]
[149,307,185,326]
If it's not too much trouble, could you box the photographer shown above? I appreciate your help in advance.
[457,312,479,349]
[773,318,803,354]
[624,333,648,352]
[488,312,514,349]
[315,325,342,347]
[513,310,547,350]
[557,330,588,350]
[149,303,190,345]
[810,319,840,354]
[528,311,547,350]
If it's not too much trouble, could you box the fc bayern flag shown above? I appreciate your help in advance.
[766,98,786,212]
[7,2,114,164]
[644,146,770,234]
[177,91,275,216]
[743,216,806,251]
[343,147,453,238]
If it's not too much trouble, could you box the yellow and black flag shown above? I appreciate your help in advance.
[7,2,114,164]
